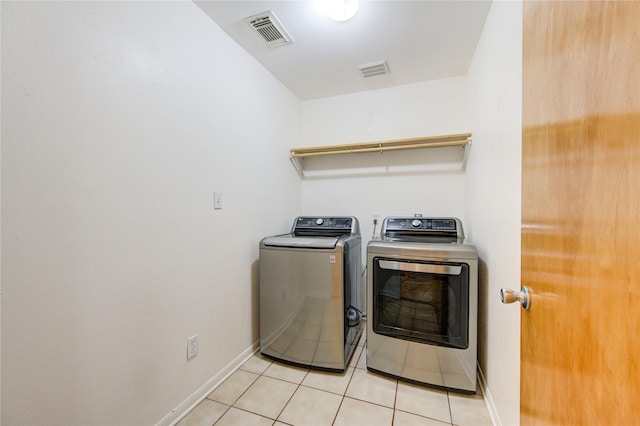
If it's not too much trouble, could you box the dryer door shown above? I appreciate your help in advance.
[371,257,470,349]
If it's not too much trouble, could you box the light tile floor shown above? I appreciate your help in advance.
[177,334,492,426]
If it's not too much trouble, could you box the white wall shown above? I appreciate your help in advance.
[466,2,522,425]
[299,77,470,313]
[1,2,300,425]
[299,4,524,424]
[300,76,470,247]
[0,2,3,417]
[2,1,524,424]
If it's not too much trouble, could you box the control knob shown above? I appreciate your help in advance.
[316,218,324,225]
[411,219,422,228]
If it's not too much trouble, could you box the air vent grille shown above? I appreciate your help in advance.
[247,11,293,48]
[358,60,390,78]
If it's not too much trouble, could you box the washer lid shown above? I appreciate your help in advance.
[262,235,339,249]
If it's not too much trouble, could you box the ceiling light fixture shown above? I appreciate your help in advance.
[316,0,360,22]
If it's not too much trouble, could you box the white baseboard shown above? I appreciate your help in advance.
[156,341,259,426]
[477,364,501,426]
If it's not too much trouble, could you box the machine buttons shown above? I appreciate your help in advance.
[316,218,325,225]
[411,219,422,228]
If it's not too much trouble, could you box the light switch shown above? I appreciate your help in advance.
[213,192,223,210]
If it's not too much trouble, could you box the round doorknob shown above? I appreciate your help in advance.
[500,286,531,310]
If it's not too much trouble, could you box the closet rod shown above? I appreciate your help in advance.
[290,133,471,158]
[291,139,466,158]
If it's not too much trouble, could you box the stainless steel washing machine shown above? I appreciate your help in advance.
[366,216,478,393]
[259,216,363,371]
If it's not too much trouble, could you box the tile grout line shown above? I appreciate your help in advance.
[334,344,401,423]
[272,365,311,424]
[219,352,457,425]
[222,405,280,425]
[211,358,271,425]
[245,346,363,425]
[198,346,487,426]
[391,378,399,425]
[331,343,367,425]
[446,390,454,425]
[331,356,357,426]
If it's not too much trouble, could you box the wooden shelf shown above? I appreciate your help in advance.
[290,133,472,177]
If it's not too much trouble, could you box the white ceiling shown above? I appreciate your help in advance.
[195,1,492,100]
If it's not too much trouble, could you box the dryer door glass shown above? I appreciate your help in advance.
[372,258,469,349]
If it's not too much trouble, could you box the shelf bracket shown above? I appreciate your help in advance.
[290,155,305,178]
[462,137,472,171]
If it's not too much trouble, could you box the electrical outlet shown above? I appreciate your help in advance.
[187,335,199,360]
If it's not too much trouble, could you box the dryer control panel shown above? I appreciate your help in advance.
[382,217,464,240]
[385,218,457,231]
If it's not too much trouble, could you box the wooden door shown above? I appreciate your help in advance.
[521,2,640,424]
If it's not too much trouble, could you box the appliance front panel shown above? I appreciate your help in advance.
[372,257,469,349]
[366,248,478,393]
[259,240,362,372]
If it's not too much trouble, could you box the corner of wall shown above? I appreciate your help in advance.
[466,1,523,425]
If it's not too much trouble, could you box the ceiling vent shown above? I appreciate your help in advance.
[358,60,390,79]
[246,11,293,48]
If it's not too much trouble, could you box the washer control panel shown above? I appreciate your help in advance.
[292,216,360,236]
[296,217,352,229]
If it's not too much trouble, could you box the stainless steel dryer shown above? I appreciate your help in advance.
[259,216,363,371]
[366,216,478,393]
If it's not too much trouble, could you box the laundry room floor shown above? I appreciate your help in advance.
[176,332,493,426]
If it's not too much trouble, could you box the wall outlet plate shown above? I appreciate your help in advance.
[213,192,222,210]
[187,335,199,360]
